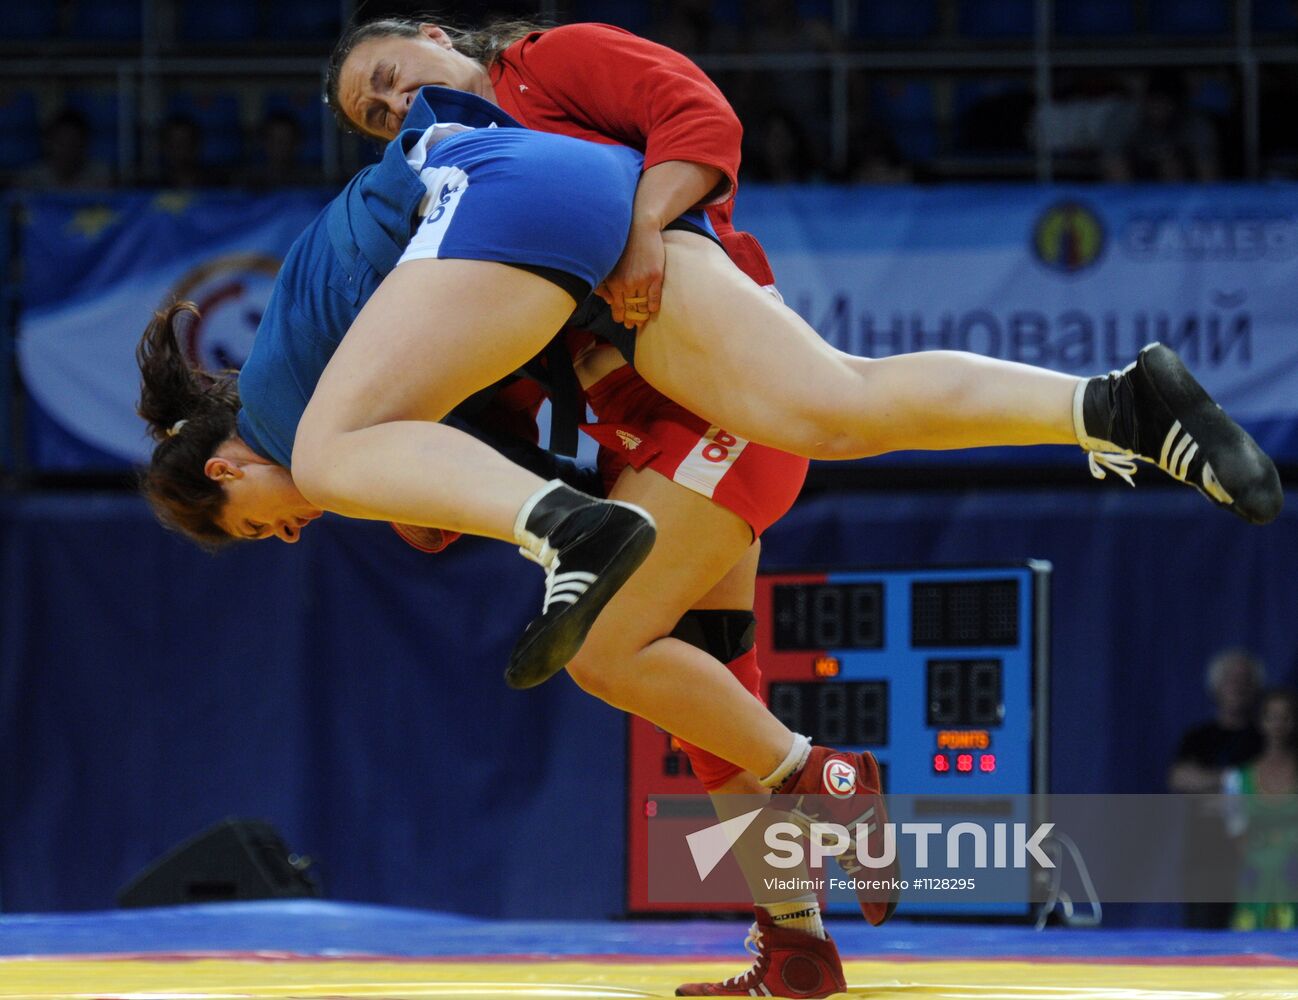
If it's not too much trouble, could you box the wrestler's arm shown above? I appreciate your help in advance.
[611,161,723,326]
[516,24,741,324]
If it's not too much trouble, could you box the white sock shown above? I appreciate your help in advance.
[759,734,812,789]
[513,480,565,546]
[763,898,826,940]
[1072,378,1091,448]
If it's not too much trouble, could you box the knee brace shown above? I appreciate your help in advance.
[670,609,756,664]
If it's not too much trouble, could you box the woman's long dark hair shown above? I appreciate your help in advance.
[136,301,241,550]
[324,14,548,135]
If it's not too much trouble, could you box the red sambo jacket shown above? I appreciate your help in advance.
[490,22,776,287]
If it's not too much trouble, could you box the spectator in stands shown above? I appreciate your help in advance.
[158,113,214,189]
[844,116,913,184]
[239,111,319,190]
[957,83,1035,162]
[742,0,835,156]
[1259,66,1298,178]
[743,0,837,54]
[1170,647,1266,929]
[18,108,112,189]
[743,108,820,183]
[1171,648,1266,792]
[1033,70,1137,179]
[1226,688,1298,930]
[1103,70,1221,182]
[715,68,764,143]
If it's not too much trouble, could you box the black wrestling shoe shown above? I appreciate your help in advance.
[1077,343,1282,525]
[506,481,656,689]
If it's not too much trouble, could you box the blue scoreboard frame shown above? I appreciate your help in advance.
[626,562,1051,918]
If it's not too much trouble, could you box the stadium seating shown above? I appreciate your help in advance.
[274,0,341,40]
[1190,77,1235,118]
[1146,0,1230,35]
[957,0,1034,39]
[179,0,261,43]
[67,0,143,40]
[0,90,41,169]
[262,91,325,164]
[166,91,244,166]
[871,79,938,162]
[1054,1,1136,36]
[572,1,651,35]
[1253,0,1298,32]
[953,77,1033,155]
[0,4,60,40]
[66,89,122,167]
[853,0,938,39]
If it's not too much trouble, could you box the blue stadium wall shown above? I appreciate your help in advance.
[3,485,1296,917]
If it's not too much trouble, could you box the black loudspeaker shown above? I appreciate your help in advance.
[117,818,321,908]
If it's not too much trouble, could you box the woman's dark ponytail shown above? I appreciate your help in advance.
[136,301,241,550]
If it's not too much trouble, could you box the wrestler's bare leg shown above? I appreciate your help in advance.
[293,259,575,536]
[636,230,1079,460]
[566,464,795,778]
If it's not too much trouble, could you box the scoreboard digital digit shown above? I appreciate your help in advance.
[627,562,1051,917]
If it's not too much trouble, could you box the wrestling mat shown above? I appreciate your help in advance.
[2,901,1295,999]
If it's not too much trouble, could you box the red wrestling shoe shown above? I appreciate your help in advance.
[675,907,846,998]
[776,746,898,926]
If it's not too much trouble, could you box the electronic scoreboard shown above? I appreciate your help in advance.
[626,563,1051,918]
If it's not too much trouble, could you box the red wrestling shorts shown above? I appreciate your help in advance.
[580,365,808,537]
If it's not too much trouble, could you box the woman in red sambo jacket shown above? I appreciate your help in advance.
[328,19,850,998]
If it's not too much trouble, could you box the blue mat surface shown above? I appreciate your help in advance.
[1,901,1296,960]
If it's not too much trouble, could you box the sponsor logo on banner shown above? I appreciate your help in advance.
[17,191,326,465]
[1121,214,1298,262]
[1031,201,1106,275]
[170,252,282,372]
